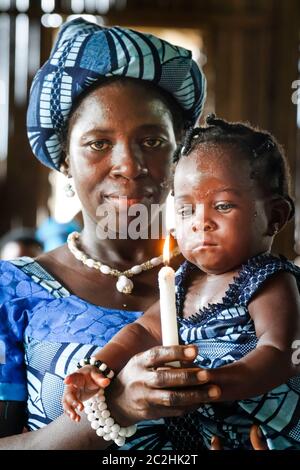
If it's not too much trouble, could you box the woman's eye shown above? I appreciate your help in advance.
[142,138,165,148]
[89,140,111,151]
[215,202,235,212]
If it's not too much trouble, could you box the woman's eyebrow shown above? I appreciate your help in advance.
[80,124,169,141]
[80,128,114,139]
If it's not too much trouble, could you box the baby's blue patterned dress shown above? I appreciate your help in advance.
[164,252,300,450]
[0,257,172,450]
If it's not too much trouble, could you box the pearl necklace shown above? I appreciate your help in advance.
[67,231,180,295]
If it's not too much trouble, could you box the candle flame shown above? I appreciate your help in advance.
[163,234,170,265]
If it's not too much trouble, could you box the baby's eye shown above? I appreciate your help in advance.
[176,205,194,218]
[89,140,111,151]
[214,202,235,213]
[142,138,165,148]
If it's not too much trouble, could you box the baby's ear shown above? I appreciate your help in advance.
[266,197,291,236]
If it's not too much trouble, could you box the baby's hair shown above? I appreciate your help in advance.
[173,114,295,220]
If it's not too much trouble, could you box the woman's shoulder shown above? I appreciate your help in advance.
[0,252,70,304]
[0,257,34,300]
[35,244,80,287]
[0,258,39,322]
[35,244,68,267]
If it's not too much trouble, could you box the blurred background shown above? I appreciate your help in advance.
[0,0,299,260]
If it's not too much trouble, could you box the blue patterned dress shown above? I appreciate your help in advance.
[1,254,300,449]
[164,253,300,450]
[0,257,172,449]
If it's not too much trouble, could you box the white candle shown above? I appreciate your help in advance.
[158,235,180,367]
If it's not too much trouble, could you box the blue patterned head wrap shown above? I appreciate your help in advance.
[27,18,206,171]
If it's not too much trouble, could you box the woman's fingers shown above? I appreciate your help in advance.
[140,345,198,368]
[210,427,268,451]
[145,385,221,409]
[147,367,211,388]
[250,424,268,450]
[119,384,220,420]
[210,436,223,450]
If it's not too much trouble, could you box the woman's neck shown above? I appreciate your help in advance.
[79,216,163,268]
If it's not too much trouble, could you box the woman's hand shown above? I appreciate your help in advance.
[62,366,110,422]
[249,425,268,450]
[105,345,221,426]
[210,425,268,450]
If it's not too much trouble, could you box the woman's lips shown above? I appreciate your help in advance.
[103,195,154,210]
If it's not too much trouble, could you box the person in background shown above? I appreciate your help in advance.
[0,228,43,260]
[36,212,82,252]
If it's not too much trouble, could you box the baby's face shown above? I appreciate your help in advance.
[173,143,270,274]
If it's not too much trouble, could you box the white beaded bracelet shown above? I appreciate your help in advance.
[84,388,137,447]
[78,356,115,380]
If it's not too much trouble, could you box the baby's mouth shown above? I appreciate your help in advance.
[191,241,218,252]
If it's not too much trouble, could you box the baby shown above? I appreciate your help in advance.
[63,115,300,449]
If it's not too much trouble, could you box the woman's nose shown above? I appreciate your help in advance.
[110,144,148,180]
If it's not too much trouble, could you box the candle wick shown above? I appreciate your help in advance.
[164,261,169,267]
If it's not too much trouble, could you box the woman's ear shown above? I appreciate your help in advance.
[60,154,72,178]
[266,197,291,236]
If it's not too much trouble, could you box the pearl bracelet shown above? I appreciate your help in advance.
[84,388,137,447]
[77,356,115,380]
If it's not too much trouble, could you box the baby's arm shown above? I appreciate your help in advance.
[63,301,161,420]
[201,271,300,401]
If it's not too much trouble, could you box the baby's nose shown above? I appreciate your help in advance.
[192,218,217,232]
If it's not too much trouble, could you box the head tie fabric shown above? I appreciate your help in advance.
[27,18,206,170]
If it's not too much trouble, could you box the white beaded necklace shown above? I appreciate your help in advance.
[67,231,180,295]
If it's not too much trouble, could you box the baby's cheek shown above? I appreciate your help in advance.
[176,228,202,259]
[177,215,200,238]
[175,224,188,251]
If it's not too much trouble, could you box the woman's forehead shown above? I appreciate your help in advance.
[69,80,176,133]
[27,18,206,171]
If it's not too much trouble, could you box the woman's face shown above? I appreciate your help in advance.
[174,144,271,274]
[66,79,178,235]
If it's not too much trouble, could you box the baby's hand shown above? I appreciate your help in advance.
[62,365,111,422]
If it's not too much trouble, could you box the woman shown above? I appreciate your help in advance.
[0,18,211,449]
